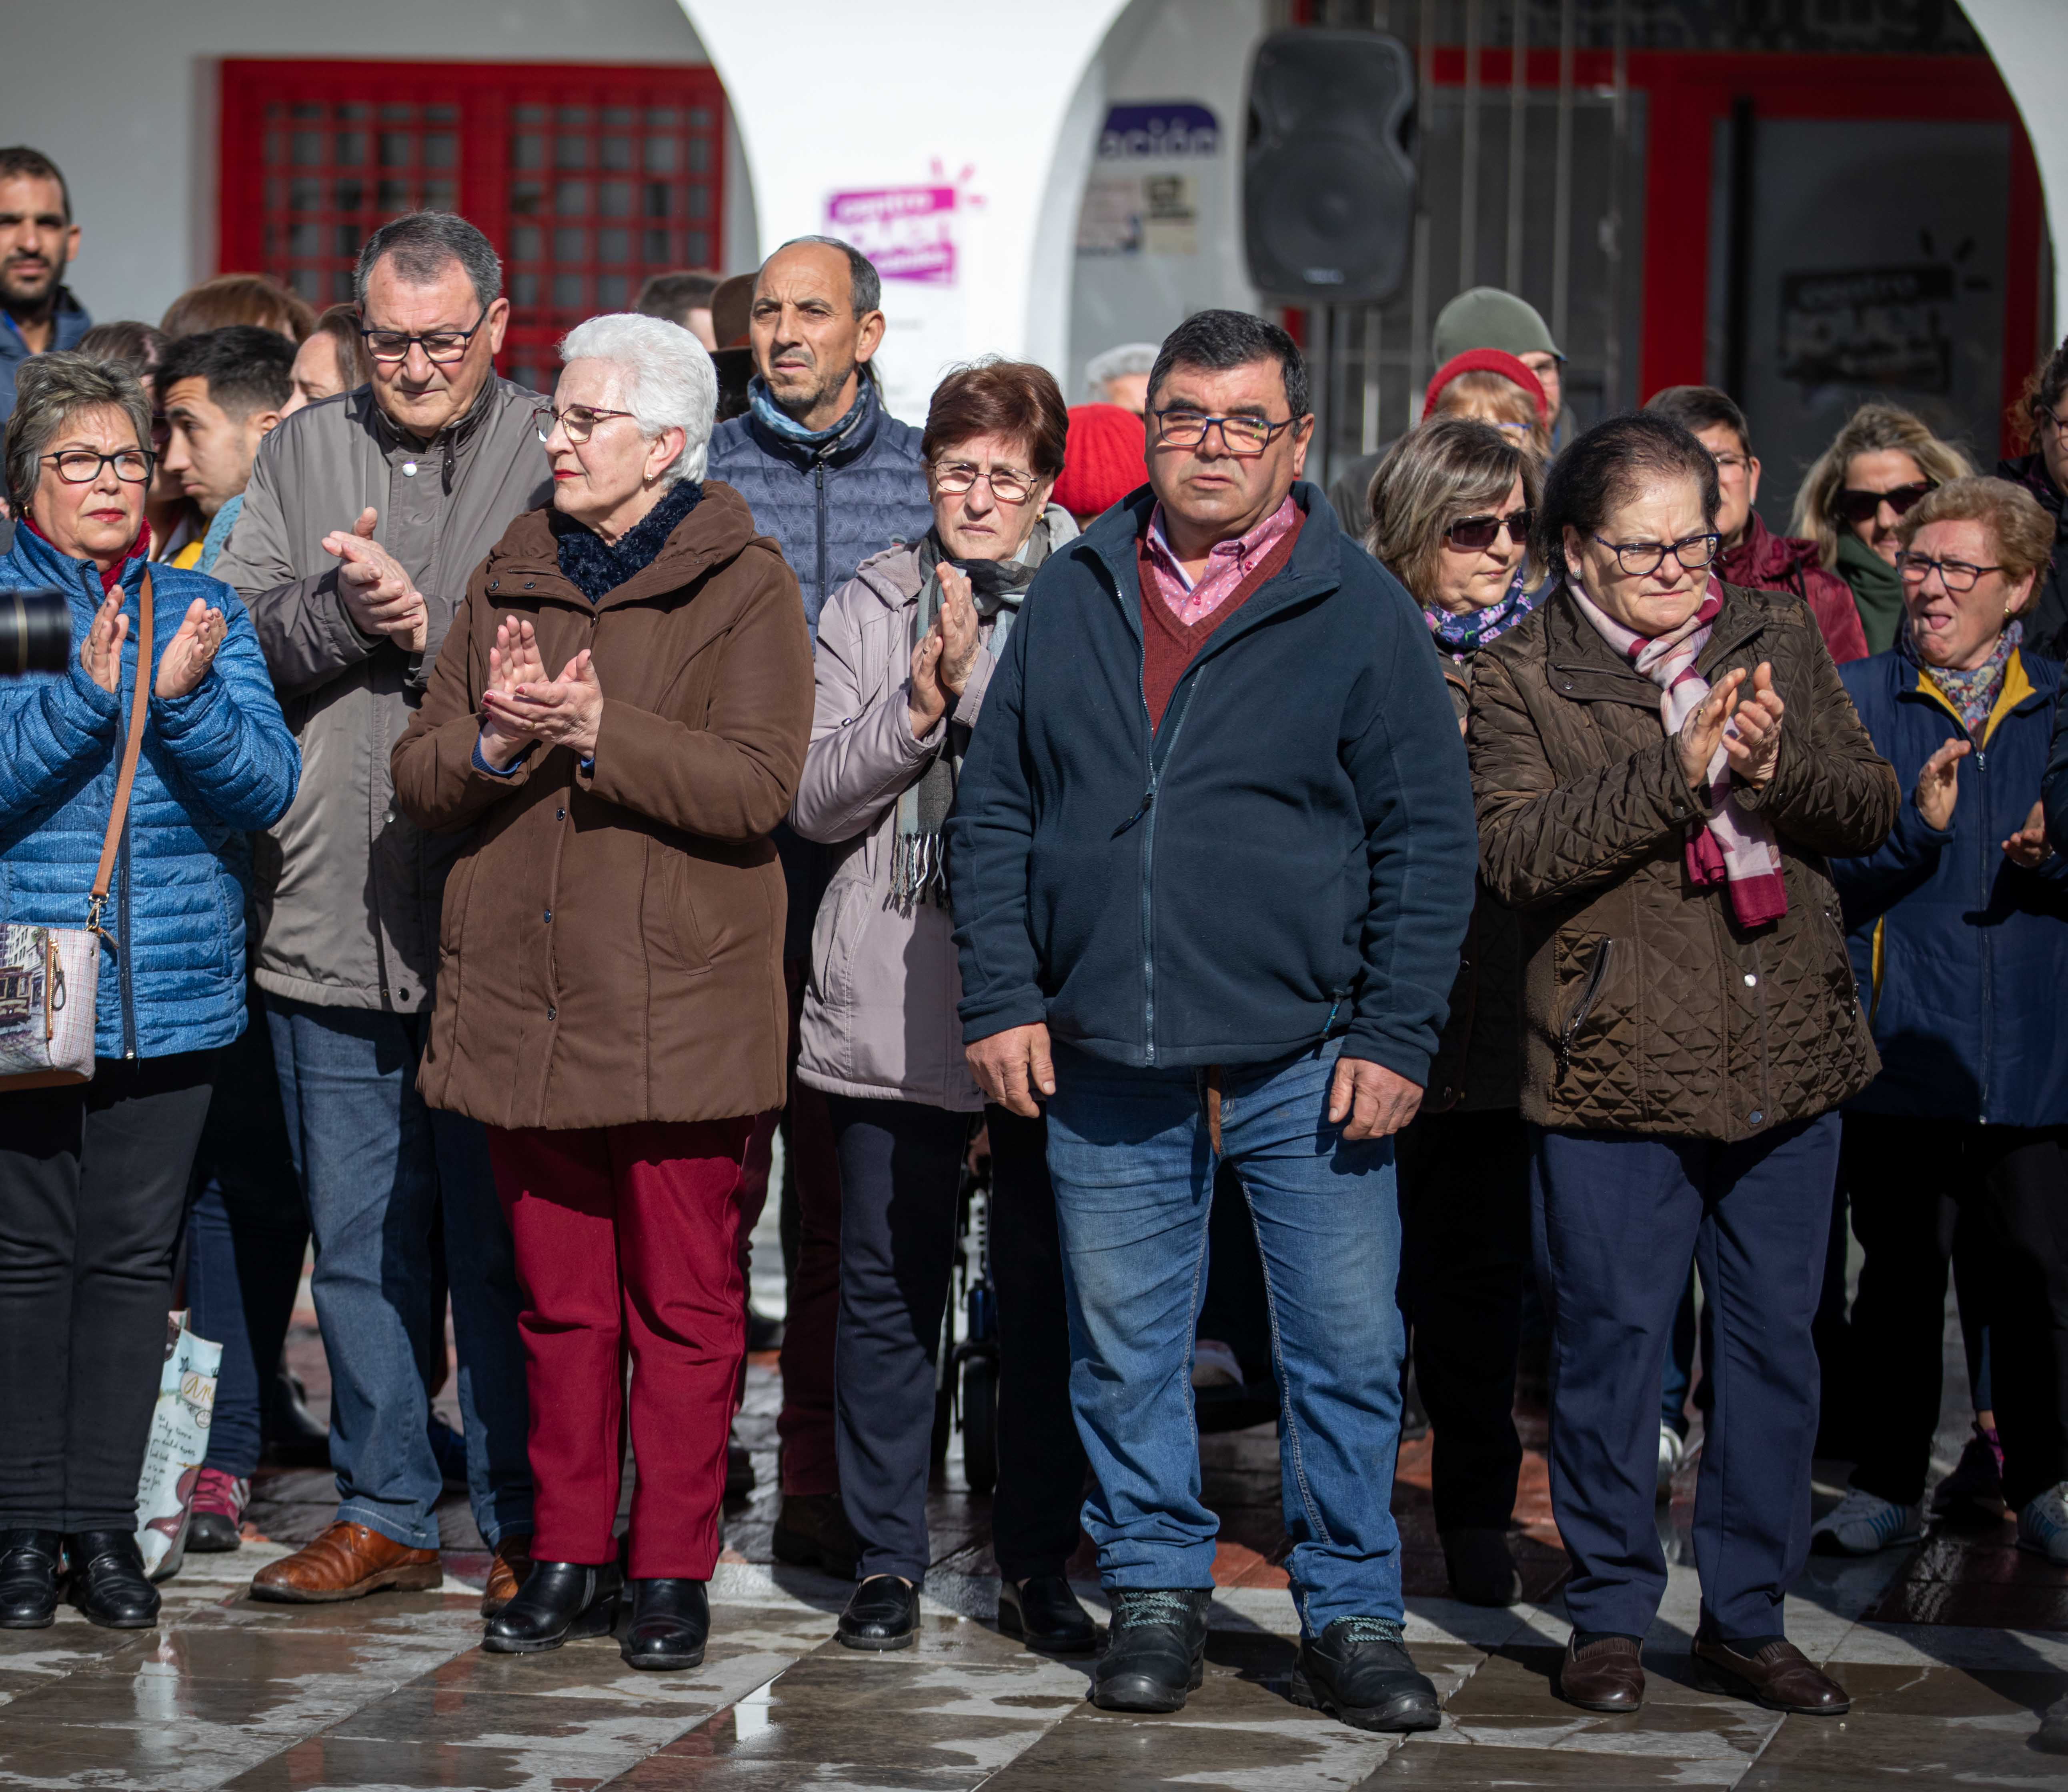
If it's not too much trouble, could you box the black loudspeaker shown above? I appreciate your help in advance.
[1244,29,1416,304]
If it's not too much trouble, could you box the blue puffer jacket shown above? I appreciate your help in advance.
[706,378,933,641]
[0,526,300,1059]
[1834,645,2068,1127]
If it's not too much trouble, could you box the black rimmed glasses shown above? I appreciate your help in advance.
[41,449,153,485]
[932,460,1039,505]
[361,310,489,365]
[538,404,636,446]
[1445,509,1533,552]
[1896,550,2003,594]
[1834,479,1935,525]
[1149,408,1299,457]
[1592,531,1720,578]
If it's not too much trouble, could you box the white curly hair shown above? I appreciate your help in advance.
[558,312,718,484]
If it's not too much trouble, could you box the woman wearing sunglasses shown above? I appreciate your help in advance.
[1792,403,1972,655]
[1471,411,1897,1718]
[1814,476,2068,1567]
[1365,416,1541,1609]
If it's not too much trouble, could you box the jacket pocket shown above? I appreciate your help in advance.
[1554,936,1617,1082]
[665,851,713,977]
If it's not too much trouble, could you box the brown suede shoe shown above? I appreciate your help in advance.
[1692,1637,1850,1714]
[480,1534,533,1618]
[1558,1634,1644,1712]
[249,1522,442,1604]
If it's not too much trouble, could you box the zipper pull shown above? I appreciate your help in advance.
[1113,786,1156,836]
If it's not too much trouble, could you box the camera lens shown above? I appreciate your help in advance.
[1,588,72,677]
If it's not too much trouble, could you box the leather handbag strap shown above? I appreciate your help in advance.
[88,570,153,926]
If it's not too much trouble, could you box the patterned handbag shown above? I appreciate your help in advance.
[0,573,154,1090]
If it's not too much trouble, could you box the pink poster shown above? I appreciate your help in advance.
[825,184,959,286]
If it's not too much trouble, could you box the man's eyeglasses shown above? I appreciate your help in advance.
[1896,550,2002,594]
[1592,532,1720,578]
[361,311,489,365]
[932,461,1040,505]
[1149,408,1298,458]
[1445,509,1533,552]
[538,404,636,446]
[42,449,153,485]
[1711,452,1751,476]
[1834,479,1935,525]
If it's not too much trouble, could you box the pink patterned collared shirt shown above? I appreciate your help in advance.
[1141,493,1302,627]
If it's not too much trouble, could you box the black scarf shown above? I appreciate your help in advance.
[557,480,704,603]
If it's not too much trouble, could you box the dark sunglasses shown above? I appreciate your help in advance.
[1834,479,1935,525]
[1445,509,1532,552]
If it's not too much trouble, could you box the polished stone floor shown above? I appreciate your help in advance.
[12,1217,2068,1787]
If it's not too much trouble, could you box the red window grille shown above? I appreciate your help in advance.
[218,60,727,392]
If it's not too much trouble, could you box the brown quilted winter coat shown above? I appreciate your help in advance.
[1468,580,1899,1141]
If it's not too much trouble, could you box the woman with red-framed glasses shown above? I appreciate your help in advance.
[1791,402,1972,656]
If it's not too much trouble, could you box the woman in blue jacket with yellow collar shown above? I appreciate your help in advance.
[0,355,297,1632]
[1819,476,2068,1566]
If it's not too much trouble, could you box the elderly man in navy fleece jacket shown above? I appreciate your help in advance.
[948,310,1476,1733]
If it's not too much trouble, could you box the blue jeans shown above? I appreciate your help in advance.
[1044,1042,1407,1638]
[267,996,532,1550]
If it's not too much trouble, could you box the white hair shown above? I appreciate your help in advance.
[558,312,717,483]
[1084,340,1161,401]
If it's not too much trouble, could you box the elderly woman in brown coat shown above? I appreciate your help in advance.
[392,313,811,1672]
[1468,413,1896,1719]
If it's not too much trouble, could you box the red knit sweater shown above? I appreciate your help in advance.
[1136,510,1305,732]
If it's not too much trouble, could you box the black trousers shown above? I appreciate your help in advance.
[1846,1114,2068,1512]
[1396,1106,1530,1533]
[987,1105,1091,1581]
[0,1052,218,1531]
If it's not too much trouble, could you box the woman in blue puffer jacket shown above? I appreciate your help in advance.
[0,354,297,1631]
[1817,476,2068,1568]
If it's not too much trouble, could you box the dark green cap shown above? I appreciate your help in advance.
[1433,286,1562,364]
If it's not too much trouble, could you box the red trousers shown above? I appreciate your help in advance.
[487,1118,754,1578]
[777,958,843,1496]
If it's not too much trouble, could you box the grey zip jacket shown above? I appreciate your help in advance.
[215,378,550,1012]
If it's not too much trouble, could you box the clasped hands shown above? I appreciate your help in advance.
[80,590,226,700]
[1677,661,1784,793]
[325,507,428,654]
[908,563,983,736]
[477,614,603,770]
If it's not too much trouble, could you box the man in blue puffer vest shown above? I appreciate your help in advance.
[706,236,931,1578]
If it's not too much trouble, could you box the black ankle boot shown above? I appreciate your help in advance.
[0,1532,62,1629]
[837,1575,919,1651]
[1290,1619,1441,1732]
[481,1561,622,1654]
[65,1532,158,1629]
[1091,1588,1213,1712]
[621,1578,710,1670]
[999,1575,1097,1654]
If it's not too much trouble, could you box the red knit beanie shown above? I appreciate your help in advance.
[1421,349,1547,422]
[1053,404,1147,522]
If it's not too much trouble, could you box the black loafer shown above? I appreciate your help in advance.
[0,1531,62,1629]
[65,1532,159,1629]
[622,1578,710,1670]
[1439,1527,1521,1608]
[1091,1588,1212,1713]
[1289,1620,1441,1732]
[999,1575,1097,1653]
[837,1575,919,1651]
[481,1560,622,1654]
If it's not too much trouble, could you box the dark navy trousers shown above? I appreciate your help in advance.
[1531,1114,1840,1642]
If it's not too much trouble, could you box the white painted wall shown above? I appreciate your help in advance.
[4,0,747,328]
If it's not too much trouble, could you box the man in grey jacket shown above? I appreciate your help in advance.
[215,212,547,1608]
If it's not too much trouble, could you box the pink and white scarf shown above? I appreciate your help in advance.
[1568,578,1788,928]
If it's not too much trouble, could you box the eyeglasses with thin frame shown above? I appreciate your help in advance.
[1445,508,1533,552]
[1896,550,2004,594]
[1149,408,1299,458]
[42,448,153,486]
[932,460,1040,506]
[1711,452,1752,476]
[361,310,489,365]
[1592,531,1720,578]
[538,404,636,446]
[1834,479,1935,525]
[2039,409,2068,440]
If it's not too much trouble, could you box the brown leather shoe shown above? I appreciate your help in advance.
[1693,1637,1850,1714]
[1559,1634,1644,1712]
[480,1534,533,1618]
[249,1522,442,1604]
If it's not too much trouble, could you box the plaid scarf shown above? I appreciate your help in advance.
[1568,577,1788,928]
[1901,618,2020,738]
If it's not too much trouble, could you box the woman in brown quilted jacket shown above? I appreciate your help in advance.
[1468,413,1897,1720]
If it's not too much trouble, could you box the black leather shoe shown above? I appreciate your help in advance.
[837,1575,919,1651]
[1439,1527,1521,1608]
[1091,1588,1212,1713]
[186,1510,242,1554]
[481,1560,622,1655]
[999,1575,1097,1653]
[65,1532,159,1629]
[0,1532,62,1629]
[621,1578,711,1670]
[1290,1620,1441,1732]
